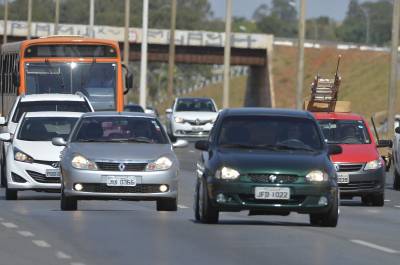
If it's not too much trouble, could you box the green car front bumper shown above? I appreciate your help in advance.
[207,179,338,214]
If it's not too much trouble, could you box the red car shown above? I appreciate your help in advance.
[313,112,391,206]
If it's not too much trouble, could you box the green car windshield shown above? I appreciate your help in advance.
[217,116,323,151]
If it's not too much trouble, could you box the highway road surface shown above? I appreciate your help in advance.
[0,144,400,265]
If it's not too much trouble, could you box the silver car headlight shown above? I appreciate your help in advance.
[146,156,173,171]
[216,167,240,180]
[174,116,184,123]
[71,154,98,170]
[14,149,33,163]
[364,159,383,170]
[306,170,328,182]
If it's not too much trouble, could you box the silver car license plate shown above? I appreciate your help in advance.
[192,126,204,132]
[106,176,137,187]
[337,173,349,183]
[45,169,61,178]
[254,187,290,200]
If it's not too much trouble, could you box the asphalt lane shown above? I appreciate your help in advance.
[0,145,400,265]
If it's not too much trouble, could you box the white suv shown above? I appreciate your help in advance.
[0,94,94,187]
[166,97,218,139]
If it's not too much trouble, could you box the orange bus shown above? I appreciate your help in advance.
[0,36,131,114]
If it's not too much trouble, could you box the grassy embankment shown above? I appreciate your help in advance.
[156,46,397,120]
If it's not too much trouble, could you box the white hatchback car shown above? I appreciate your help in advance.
[0,93,93,187]
[0,111,83,200]
[166,97,218,139]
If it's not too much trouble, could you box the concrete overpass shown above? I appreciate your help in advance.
[1,20,275,107]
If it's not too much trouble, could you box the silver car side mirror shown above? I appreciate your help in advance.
[52,137,67,146]
[0,116,6,126]
[172,139,188,148]
[0,132,11,142]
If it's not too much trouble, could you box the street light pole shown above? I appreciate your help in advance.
[89,0,95,37]
[361,7,370,44]
[3,0,8,44]
[167,0,177,102]
[27,0,32,39]
[54,0,60,34]
[139,0,149,108]
[387,0,400,138]
[223,0,232,109]
[123,0,130,67]
[296,0,306,110]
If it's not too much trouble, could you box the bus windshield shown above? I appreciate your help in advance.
[25,62,116,111]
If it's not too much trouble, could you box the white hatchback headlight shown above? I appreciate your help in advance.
[364,159,383,170]
[14,149,33,163]
[146,156,173,171]
[71,155,98,170]
[174,116,184,123]
[216,167,240,180]
[306,170,328,182]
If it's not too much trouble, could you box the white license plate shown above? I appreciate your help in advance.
[192,126,204,132]
[106,176,137,187]
[254,187,290,200]
[45,169,61,178]
[337,173,349,184]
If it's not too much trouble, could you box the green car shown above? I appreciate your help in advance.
[194,108,342,227]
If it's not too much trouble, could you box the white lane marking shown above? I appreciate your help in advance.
[178,204,189,209]
[17,231,35,237]
[189,150,195,153]
[56,251,72,259]
[350,239,399,254]
[384,199,391,202]
[366,209,380,213]
[1,222,18,228]
[394,205,400,208]
[32,240,51,248]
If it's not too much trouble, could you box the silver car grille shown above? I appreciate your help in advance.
[96,162,147,172]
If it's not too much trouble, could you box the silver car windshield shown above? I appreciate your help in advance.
[72,116,168,144]
[18,117,79,141]
[25,62,116,111]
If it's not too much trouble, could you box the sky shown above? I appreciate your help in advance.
[209,0,376,21]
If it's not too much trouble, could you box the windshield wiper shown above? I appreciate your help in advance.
[219,143,257,149]
[77,139,108,142]
[45,60,66,92]
[111,137,153,143]
[274,144,316,152]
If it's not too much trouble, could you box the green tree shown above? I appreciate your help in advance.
[253,0,297,38]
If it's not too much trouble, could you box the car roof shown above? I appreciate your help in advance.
[176,97,214,101]
[24,111,84,118]
[19,94,86,102]
[312,112,364,121]
[221,108,314,119]
[81,111,155,118]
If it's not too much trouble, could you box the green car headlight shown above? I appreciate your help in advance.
[306,170,328,182]
[216,167,240,180]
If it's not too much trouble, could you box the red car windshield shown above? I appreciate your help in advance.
[318,119,371,144]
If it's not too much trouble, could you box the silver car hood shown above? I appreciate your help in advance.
[68,142,174,162]
[173,111,218,121]
[14,140,64,161]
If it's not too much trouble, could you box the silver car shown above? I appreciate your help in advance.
[52,112,187,211]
